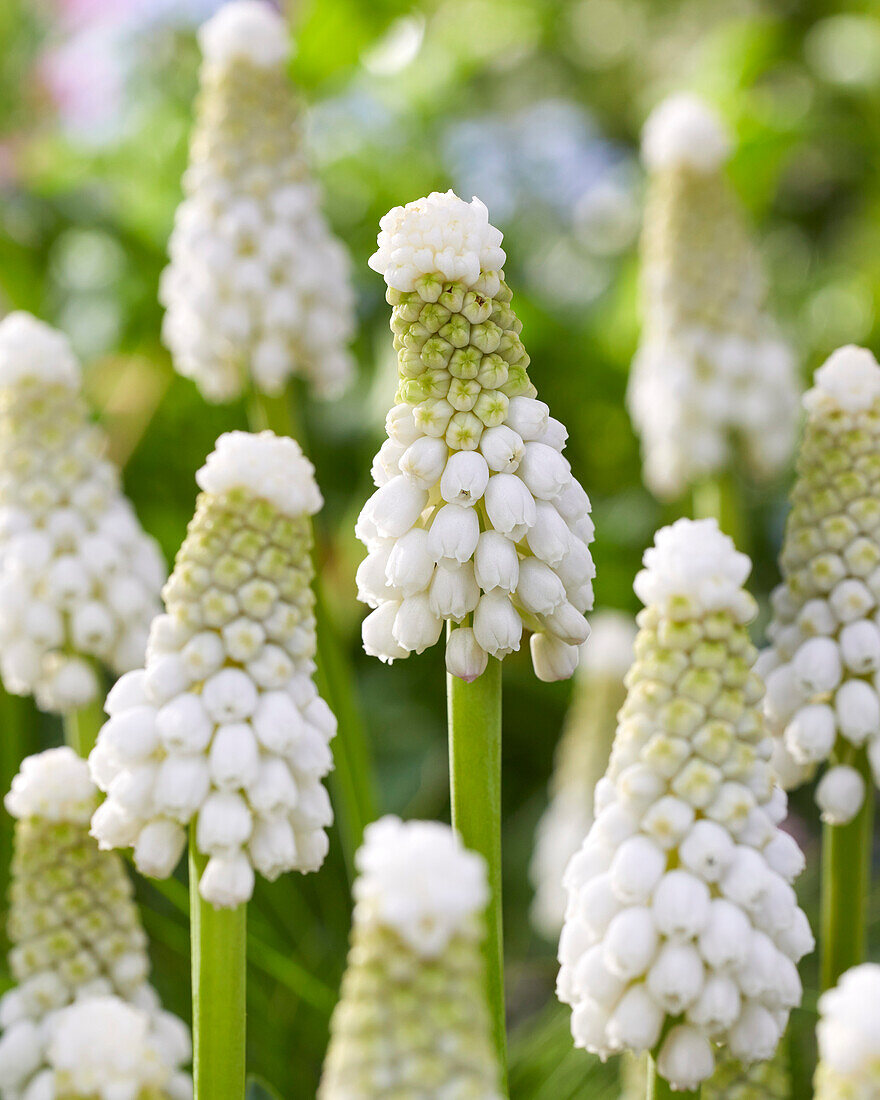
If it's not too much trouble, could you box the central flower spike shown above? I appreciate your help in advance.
[0,312,165,713]
[762,346,880,826]
[557,519,812,1092]
[318,816,503,1099]
[628,94,799,500]
[357,191,595,682]
[160,0,356,402]
[89,431,336,908]
[814,964,880,1098]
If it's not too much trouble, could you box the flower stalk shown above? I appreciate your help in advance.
[648,1055,700,1099]
[62,686,107,757]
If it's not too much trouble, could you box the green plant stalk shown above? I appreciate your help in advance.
[447,649,506,1088]
[646,1055,699,1099]
[62,692,107,757]
[0,687,30,954]
[692,470,745,549]
[190,835,247,1100]
[821,746,874,990]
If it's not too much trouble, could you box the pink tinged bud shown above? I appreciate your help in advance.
[677,819,735,882]
[657,1025,715,1091]
[793,636,842,694]
[472,591,522,658]
[728,1002,780,1063]
[361,476,428,539]
[133,821,186,878]
[687,974,741,1034]
[100,707,159,762]
[518,442,571,500]
[362,601,407,663]
[603,906,659,979]
[484,473,536,535]
[606,984,664,1052]
[153,756,211,823]
[571,944,626,1006]
[647,942,704,1014]
[427,503,480,564]
[784,703,836,764]
[398,435,448,488]
[105,670,148,715]
[445,627,488,682]
[516,557,566,615]
[530,632,580,682]
[385,529,434,596]
[197,791,253,854]
[247,758,299,814]
[834,679,880,744]
[429,562,479,621]
[156,694,213,754]
[392,594,443,654]
[609,835,666,905]
[505,396,549,440]
[698,898,752,970]
[440,450,489,505]
[839,619,880,673]
[652,870,711,939]
[202,668,258,722]
[816,764,865,825]
[249,815,297,879]
[209,723,260,789]
[474,531,519,592]
[480,425,524,472]
[199,852,254,908]
[543,600,590,646]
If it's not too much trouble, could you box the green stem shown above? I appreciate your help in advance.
[647,1055,700,1099]
[62,692,107,757]
[0,687,29,955]
[692,470,745,549]
[189,835,247,1100]
[821,747,874,990]
[447,649,506,1088]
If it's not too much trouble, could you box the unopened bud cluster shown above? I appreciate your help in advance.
[0,313,165,713]
[357,191,595,682]
[530,612,636,938]
[628,95,799,500]
[814,964,880,1099]
[762,346,880,825]
[160,0,355,401]
[558,519,812,1092]
[89,431,336,908]
[319,816,502,1099]
[624,1048,791,1099]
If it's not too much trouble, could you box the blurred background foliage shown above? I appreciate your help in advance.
[2,0,880,1095]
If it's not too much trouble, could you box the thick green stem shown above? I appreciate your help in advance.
[0,687,29,953]
[447,651,506,1089]
[647,1056,700,1099]
[62,692,107,757]
[821,747,874,990]
[189,837,247,1100]
[692,470,745,549]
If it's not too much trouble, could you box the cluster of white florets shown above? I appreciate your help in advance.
[358,192,595,682]
[159,0,356,402]
[0,312,165,713]
[530,612,637,938]
[557,519,812,1092]
[814,964,880,1099]
[762,346,880,825]
[89,431,336,908]
[628,94,799,500]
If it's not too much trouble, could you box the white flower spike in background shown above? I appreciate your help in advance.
[89,430,335,908]
[358,190,595,682]
[318,816,503,1098]
[557,519,812,1091]
[814,964,880,1099]
[629,94,799,500]
[0,312,165,714]
[160,0,356,402]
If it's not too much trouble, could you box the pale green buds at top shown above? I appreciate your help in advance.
[319,816,503,1099]
[629,94,799,500]
[0,312,165,714]
[762,345,880,824]
[89,431,336,908]
[160,0,356,402]
[814,964,880,1099]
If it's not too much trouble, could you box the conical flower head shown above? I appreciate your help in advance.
[530,612,636,938]
[89,431,336,908]
[623,1048,791,1099]
[762,346,880,825]
[159,0,356,402]
[0,312,165,713]
[357,191,595,682]
[319,816,503,1099]
[628,94,799,500]
[814,964,880,1099]
[557,519,812,1092]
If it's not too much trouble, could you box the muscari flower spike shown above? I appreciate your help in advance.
[814,964,880,1099]
[89,431,336,908]
[0,312,165,714]
[318,816,503,1099]
[628,94,799,500]
[357,191,595,683]
[623,1048,791,1099]
[761,346,880,826]
[530,611,637,939]
[159,0,356,402]
[557,519,813,1092]
[0,749,191,1100]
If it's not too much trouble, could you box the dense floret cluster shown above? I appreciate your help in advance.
[623,1048,791,1099]
[814,964,880,1099]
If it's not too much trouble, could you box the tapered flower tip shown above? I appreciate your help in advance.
[0,311,79,389]
[582,611,636,678]
[196,430,323,517]
[641,93,731,173]
[369,190,507,292]
[634,517,753,619]
[198,0,289,67]
[816,964,880,1083]
[353,816,489,957]
[4,748,97,825]
[804,344,880,415]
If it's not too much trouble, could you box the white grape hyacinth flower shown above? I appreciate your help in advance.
[557,519,812,1092]
[530,611,637,938]
[628,94,799,500]
[0,312,165,713]
[762,345,880,825]
[357,190,595,682]
[89,430,336,908]
[159,0,356,402]
[814,964,880,1099]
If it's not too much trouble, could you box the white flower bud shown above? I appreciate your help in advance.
[393,594,443,654]
[484,474,536,536]
[517,443,570,500]
[473,592,522,658]
[657,1025,715,1092]
[784,703,836,764]
[603,907,658,980]
[516,557,566,616]
[362,477,428,539]
[816,764,865,825]
[479,425,524,473]
[385,529,434,596]
[530,632,580,683]
[839,620,880,673]
[440,451,489,506]
[606,984,664,1052]
[609,835,666,905]
[199,852,255,907]
[834,679,880,745]
[399,435,449,487]
[134,821,187,878]
[427,503,480,564]
[652,870,710,939]
[505,397,549,440]
[647,942,704,1014]
[474,531,519,592]
[429,563,479,621]
[445,627,488,683]
[792,636,842,695]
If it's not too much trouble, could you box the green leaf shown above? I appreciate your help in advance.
[246,1076,285,1100]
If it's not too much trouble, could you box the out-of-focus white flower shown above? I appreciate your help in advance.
[814,964,880,1098]
[628,94,799,500]
[358,191,595,681]
[557,519,812,1091]
[0,312,165,713]
[530,612,636,938]
[318,816,502,1098]
[764,346,880,824]
[160,0,356,402]
[89,431,336,908]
